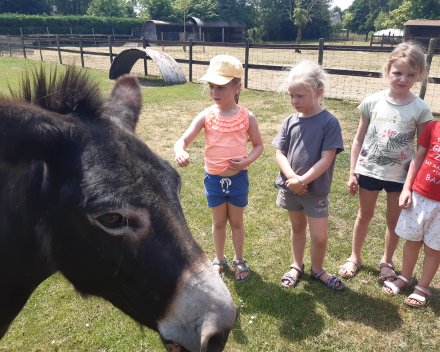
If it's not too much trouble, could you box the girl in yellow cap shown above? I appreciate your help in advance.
[174,55,263,283]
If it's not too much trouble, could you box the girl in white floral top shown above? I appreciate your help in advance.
[339,42,433,282]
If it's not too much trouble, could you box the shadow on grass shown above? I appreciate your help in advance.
[227,268,403,344]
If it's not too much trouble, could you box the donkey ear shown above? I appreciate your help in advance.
[0,100,81,164]
[104,74,142,132]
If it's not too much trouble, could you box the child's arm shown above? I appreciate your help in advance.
[285,149,337,190]
[228,112,264,171]
[399,145,428,209]
[174,111,206,167]
[416,121,430,149]
[348,113,370,196]
[275,149,308,195]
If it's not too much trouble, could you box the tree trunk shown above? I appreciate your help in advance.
[295,26,303,53]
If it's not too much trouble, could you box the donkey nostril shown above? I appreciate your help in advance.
[206,330,229,352]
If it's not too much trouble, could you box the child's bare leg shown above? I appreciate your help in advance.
[227,203,248,281]
[340,188,378,276]
[211,203,228,274]
[380,191,402,280]
[383,239,422,294]
[406,244,440,305]
[282,210,307,287]
[308,216,340,288]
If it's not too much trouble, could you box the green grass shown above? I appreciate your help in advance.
[1,57,440,352]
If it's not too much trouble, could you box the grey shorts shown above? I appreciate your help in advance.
[276,190,329,218]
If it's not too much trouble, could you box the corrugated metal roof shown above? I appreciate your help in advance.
[404,20,440,27]
[109,48,187,84]
[189,16,246,28]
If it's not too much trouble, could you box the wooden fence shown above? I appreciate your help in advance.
[1,35,439,101]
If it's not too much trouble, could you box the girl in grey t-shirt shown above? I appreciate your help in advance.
[274,60,345,292]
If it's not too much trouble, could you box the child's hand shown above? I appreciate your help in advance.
[347,175,359,196]
[175,150,190,167]
[228,157,248,171]
[285,178,308,195]
[399,189,412,209]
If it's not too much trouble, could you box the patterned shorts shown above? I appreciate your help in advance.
[276,190,329,218]
[395,191,440,250]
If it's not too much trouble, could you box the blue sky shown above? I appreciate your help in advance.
[331,0,354,10]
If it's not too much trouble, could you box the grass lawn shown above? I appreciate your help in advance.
[1,57,440,352]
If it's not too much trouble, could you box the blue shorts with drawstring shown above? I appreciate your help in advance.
[204,170,249,208]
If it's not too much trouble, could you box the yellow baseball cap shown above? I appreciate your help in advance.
[199,55,243,85]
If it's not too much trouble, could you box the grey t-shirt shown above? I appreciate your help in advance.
[272,109,344,195]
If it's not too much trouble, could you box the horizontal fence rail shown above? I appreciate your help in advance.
[1,35,440,112]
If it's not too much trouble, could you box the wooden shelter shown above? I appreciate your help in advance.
[404,20,440,43]
[141,17,247,43]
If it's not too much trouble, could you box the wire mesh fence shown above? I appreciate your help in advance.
[1,36,440,112]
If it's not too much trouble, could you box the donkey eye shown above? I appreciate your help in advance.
[96,213,127,228]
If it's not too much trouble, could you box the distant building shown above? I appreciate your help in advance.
[404,20,440,40]
[141,17,247,43]
[330,12,341,25]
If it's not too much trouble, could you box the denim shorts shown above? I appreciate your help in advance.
[358,175,403,193]
[204,170,249,208]
[276,190,329,218]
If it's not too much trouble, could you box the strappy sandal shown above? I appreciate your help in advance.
[232,259,251,283]
[310,267,345,292]
[405,285,431,307]
[212,256,228,276]
[280,264,305,288]
[379,262,398,282]
[339,258,362,279]
[382,275,412,296]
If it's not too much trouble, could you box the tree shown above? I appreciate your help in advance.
[87,0,134,17]
[374,11,390,31]
[383,0,440,29]
[0,0,49,14]
[283,0,330,44]
[138,0,175,21]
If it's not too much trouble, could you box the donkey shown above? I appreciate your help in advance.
[0,66,236,352]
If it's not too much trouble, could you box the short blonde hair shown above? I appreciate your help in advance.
[279,60,329,106]
[382,42,428,83]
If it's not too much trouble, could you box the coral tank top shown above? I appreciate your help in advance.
[204,105,249,175]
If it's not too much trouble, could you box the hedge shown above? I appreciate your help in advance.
[0,14,146,35]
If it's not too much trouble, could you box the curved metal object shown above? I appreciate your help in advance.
[109,48,187,84]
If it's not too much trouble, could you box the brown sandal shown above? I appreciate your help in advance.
[379,262,397,282]
[339,258,362,279]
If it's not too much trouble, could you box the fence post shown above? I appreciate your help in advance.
[203,32,205,53]
[318,38,324,66]
[370,33,374,46]
[365,32,368,42]
[108,36,113,64]
[20,35,27,59]
[381,34,384,47]
[56,35,62,64]
[419,38,437,100]
[143,37,148,77]
[8,35,12,57]
[79,35,84,68]
[161,32,164,51]
[37,35,43,61]
[189,39,193,82]
[47,27,51,46]
[244,38,250,89]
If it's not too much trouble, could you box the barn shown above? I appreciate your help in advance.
[404,20,440,45]
[140,16,247,43]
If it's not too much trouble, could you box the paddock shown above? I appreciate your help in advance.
[1,57,440,352]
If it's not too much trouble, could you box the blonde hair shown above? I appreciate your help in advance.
[382,41,428,83]
[279,60,329,106]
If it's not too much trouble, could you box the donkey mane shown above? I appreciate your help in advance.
[7,65,104,120]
